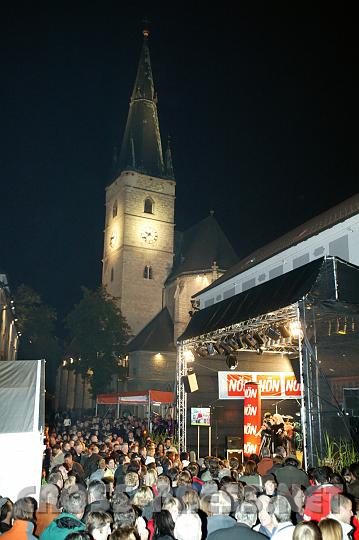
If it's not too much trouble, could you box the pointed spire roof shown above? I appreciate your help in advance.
[165,136,175,179]
[166,212,239,283]
[116,29,168,179]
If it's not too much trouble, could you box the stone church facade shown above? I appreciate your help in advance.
[102,31,238,394]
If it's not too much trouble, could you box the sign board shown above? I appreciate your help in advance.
[243,382,261,456]
[218,371,301,400]
[191,407,211,426]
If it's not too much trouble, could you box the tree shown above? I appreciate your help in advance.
[65,287,131,396]
[14,284,63,394]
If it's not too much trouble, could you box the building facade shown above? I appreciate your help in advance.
[195,194,359,308]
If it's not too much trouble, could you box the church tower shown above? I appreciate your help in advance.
[102,30,175,337]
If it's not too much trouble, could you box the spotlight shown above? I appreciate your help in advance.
[184,350,195,362]
[234,335,245,349]
[225,353,238,370]
[265,326,281,341]
[213,343,225,355]
[242,333,257,349]
[289,320,303,339]
[278,325,291,339]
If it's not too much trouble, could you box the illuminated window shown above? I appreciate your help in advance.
[111,268,114,282]
[144,197,154,214]
[143,265,153,279]
[112,200,118,218]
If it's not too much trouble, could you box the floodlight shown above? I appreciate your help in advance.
[265,326,281,341]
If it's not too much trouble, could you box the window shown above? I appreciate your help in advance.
[144,197,154,214]
[111,268,114,282]
[112,200,118,218]
[143,265,153,279]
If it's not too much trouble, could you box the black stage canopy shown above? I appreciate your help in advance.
[180,257,359,342]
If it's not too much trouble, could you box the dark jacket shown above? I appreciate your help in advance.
[207,522,268,540]
[83,499,111,522]
[274,465,310,489]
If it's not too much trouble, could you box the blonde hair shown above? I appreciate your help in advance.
[319,518,343,540]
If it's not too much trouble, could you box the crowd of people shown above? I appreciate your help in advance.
[1,413,359,539]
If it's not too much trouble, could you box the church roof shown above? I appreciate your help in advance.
[116,31,173,180]
[127,307,175,353]
[194,192,359,296]
[166,213,239,283]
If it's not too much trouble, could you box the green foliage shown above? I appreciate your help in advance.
[14,284,63,393]
[65,287,131,397]
[317,432,359,471]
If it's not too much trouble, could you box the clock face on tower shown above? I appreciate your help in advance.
[141,226,158,244]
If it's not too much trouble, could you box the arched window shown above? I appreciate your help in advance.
[112,200,118,218]
[144,197,154,214]
[111,268,114,282]
[143,265,153,279]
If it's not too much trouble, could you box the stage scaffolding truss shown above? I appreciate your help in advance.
[176,257,359,466]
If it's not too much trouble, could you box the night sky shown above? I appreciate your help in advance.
[1,7,358,318]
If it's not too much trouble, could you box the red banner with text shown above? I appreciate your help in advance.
[218,371,301,399]
[243,382,262,456]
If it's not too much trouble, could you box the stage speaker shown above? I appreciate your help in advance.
[226,435,242,450]
[226,449,243,464]
[182,372,198,393]
[343,388,359,417]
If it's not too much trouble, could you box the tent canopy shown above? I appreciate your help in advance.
[96,390,175,405]
[179,257,359,342]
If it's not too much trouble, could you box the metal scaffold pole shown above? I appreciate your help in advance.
[176,343,187,451]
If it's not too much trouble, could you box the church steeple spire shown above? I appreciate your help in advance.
[117,29,165,179]
[165,136,175,179]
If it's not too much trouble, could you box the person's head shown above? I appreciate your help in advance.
[256,495,275,530]
[285,456,300,468]
[12,497,36,522]
[162,496,182,522]
[263,475,277,496]
[61,487,87,518]
[131,486,153,509]
[0,497,13,524]
[164,438,172,449]
[153,510,175,537]
[261,448,271,458]
[293,521,321,540]
[64,452,74,467]
[330,493,353,524]
[319,517,343,540]
[113,507,136,529]
[312,466,332,485]
[235,501,258,528]
[177,470,191,486]
[109,526,139,540]
[143,468,157,487]
[174,512,202,540]
[124,472,139,494]
[86,511,113,540]
[181,489,200,513]
[244,460,257,475]
[156,475,171,497]
[66,533,92,540]
[267,495,292,525]
[88,480,107,503]
[208,490,232,516]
